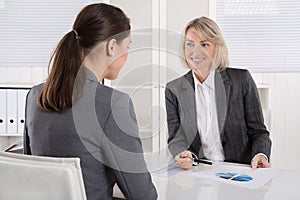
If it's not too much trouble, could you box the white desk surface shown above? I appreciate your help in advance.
[114,161,300,200]
[151,162,300,200]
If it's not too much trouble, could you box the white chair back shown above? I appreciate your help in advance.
[0,152,87,200]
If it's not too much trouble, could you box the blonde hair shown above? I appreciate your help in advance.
[179,16,229,70]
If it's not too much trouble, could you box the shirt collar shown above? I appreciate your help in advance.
[192,69,215,91]
[83,66,99,83]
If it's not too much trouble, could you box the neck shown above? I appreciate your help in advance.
[82,42,110,84]
[82,58,107,84]
[193,68,211,83]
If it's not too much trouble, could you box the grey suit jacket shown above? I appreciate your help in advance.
[165,68,271,164]
[24,69,157,200]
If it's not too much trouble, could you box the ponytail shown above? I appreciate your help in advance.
[38,3,130,113]
[38,30,84,113]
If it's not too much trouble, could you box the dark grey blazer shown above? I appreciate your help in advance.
[165,68,271,164]
[24,70,157,200]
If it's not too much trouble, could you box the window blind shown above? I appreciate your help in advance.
[216,0,300,72]
[0,0,102,68]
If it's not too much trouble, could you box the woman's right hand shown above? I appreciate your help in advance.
[175,150,193,170]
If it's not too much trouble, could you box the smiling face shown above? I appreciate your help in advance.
[184,28,216,72]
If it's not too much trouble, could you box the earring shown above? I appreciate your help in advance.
[111,52,115,57]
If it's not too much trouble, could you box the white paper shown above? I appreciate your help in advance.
[152,164,187,178]
[192,163,279,189]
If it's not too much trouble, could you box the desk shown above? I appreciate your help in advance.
[152,163,300,200]
[114,162,300,200]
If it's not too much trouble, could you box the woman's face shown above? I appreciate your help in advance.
[105,35,131,80]
[184,28,216,72]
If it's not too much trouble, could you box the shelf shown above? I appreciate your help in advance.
[0,82,34,89]
[0,134,23,137]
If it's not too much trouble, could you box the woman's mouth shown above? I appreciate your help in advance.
[191,57,205,62]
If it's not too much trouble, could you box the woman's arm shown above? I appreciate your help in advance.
[165,84,189,157]
[242,70,272,161]
[103,94,157,200]
[23,89,32,155]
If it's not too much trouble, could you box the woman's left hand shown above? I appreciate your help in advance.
[251,155,270,169]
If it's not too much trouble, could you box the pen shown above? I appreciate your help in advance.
[193,158,212,165]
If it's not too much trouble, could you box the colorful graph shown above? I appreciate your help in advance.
[216,172,253,182]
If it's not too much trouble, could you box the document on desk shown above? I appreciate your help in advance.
[192,164,279,189]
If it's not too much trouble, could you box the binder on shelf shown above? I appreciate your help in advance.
[6,89,18,134]
[0,89,7,134]
[17,89,29,135]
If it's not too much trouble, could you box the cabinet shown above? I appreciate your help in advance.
[256,84,271,131]
[0,83,32,151]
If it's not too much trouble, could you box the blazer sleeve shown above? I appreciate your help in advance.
[165,84,190,157]
[23,89,31,155]
[102,94,157,200]
[23,125,31,155]
[242,70,272,159]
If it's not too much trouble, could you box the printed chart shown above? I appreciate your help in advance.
[192,163,278,189]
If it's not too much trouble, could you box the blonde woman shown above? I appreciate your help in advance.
[165,17,271,170]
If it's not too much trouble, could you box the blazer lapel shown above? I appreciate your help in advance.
[179,71,199,145]
[215,69,231,138]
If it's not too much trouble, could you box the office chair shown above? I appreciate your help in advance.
[0,151,87,200]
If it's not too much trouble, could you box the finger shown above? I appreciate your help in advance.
[175,151,186,160]
[181,151,192,158]
[260,159,270,168]
[251,158,258,170]
[253,157,271,169]
[176,158,193,169]
[177,157,192,165]
[257,163,264,168]
[181,161,193,170]
[183,164,193,170]
[264,162,271,168]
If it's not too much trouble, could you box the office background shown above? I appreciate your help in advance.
[0,0,300,171]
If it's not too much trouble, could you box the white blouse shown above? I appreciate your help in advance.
[193,69,225,161]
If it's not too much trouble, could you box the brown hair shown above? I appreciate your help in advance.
[179,16,229,70]
[38,3,130,113]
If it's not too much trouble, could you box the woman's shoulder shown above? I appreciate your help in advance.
[97,84,129,98]
[96,84,131,106]
[222,67,252,82]
[27,83,44,98]
[166,70,192,88]
[30,83,43,90]
[223,67,250,76]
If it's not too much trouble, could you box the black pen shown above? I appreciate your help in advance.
[193,158,212,165]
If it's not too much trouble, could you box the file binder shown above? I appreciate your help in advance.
[17,89,29,134]
[0,89,7,134]
[6,89,17,134]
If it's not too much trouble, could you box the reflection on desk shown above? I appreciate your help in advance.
[152,162,300,200]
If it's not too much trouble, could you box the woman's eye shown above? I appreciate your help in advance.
[186,42,194,47]
[201,43,209,47]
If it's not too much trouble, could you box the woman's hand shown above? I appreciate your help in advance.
[251,154,270,169]
[175,150,193,170]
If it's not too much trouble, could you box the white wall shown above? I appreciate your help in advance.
[0,67,47,84]
[252,72,300,170]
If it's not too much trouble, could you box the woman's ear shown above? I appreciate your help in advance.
[107,39,117,57]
